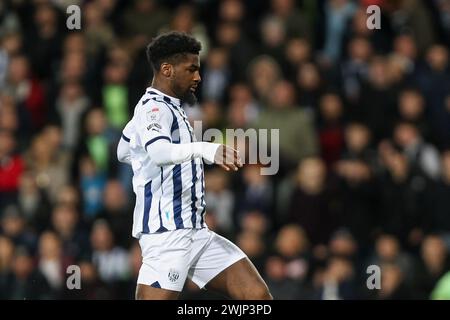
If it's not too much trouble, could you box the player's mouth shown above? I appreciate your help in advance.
[190,85,198,93]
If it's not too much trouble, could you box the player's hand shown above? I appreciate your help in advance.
[214,145,243,172]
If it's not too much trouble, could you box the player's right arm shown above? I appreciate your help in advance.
[135,102,242,171]
[117,120,134,165]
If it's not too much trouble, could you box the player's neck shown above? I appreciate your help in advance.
[151,79,179,101]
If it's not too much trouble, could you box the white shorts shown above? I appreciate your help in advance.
[137,227,247,292]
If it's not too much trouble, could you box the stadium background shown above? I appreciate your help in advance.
[1,0,450,300]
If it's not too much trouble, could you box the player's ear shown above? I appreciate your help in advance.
[161,63,173,78]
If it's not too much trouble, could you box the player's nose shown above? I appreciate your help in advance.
[194,71,201,83]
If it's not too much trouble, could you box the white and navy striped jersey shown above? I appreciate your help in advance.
[121,88,207,238]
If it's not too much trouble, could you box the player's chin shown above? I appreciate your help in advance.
[182,90,198,106]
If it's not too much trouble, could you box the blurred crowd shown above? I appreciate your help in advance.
[1,0,450,300]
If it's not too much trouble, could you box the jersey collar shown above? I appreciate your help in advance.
[147,87,181,107]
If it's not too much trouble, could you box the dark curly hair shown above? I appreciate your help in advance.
[146,31,202,72]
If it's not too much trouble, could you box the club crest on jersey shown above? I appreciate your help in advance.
[168,269,180,283]
[147,108,160,122]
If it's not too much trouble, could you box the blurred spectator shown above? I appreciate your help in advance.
[236,164,274,219]
[79,156,107,221]
[61,260,114,299]
[264,255,304,299]
[433,0,450,46]
[378,142,430,245]
[83,2,115,58]
[58,51,87,84]
[425,150,450,237]
[340,122,376,164]
[0,94,31,150]
[274,224,311,283]
[4,54,46,131]
[90,219,130,284]
[431,271,450,300]
[315,256,357,300]
[24,3,63,80]
[391,34,418,78]
[296,62,323,109]
[56,185,80,210]
[269,0,312,41]
[102,58,131,130]
[288,158,338,245]
[199,100,225,132]
[317,92,345,167]
[160,4,209,59]
[334,122,378,246]
[37,231,73,297]
[320,0,357,65]
[201,47,230,102]
[23,127,70,204]
[0,130,24,208]
[0,235,15,298]
[393,121,441,180]
[385,0,436,53]
[414,234,450,299]
[227,83,260,130]
[342,6,391,54]
[2,246,53,299]
[216,21,256,81]
[327,230,360,274]
[255,80,318,174]
[236,229,267,273]
[98,180,133,248]
[397,88,434,143]
[205,168,234,236]
[1,32,23,88]
[0,2,21,39]
[247,55,282,104]
[339,36,372,103]
[77,108,120,175]
[111,240,142,299]
[123,0,170,47]
[357,56,398,143]
[415,45,450,148]
[377,262,413,300]
[260,16,286,63]
[0,205,37,254]
[53,81,90,151]
[367,234,417,286]
[17,171,52,233]
[51,204,90,261]
[0,31,23,58]
[283,38,312,81]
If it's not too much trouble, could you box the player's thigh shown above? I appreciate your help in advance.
[136,283,180,300]
[137,230,192,297]
[205,257,272,300]
[188,230,271,300]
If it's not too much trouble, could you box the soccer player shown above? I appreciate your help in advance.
[117,32,272,300]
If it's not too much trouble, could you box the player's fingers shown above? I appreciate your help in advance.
[234,151,243,167]
[224,149,235,163]
[218,163,230,171]
[226,153,240,170]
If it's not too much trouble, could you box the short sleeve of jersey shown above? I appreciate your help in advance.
[135,102,173,152]
[121,119,135,142]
